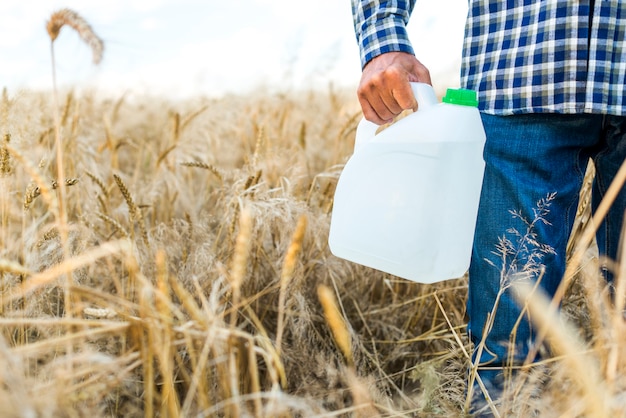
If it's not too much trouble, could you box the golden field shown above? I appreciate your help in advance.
[2,8,626,417]
[0,82,477,417]
[1,81,625,417]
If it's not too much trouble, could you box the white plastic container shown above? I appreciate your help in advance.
[328,83,486,283]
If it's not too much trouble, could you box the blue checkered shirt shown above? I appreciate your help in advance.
[352,0,626,116]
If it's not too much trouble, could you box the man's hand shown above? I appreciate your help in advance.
[357,52,431,125]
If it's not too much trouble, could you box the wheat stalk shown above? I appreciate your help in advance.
[23,178,78,210]
[156,144,177,168]
[36,227,60,248]
[46,8,104,340]
[250,126,265,168]
[225,208,253,417]
[60,92,73,126]
[96,213,130,239]
[229,208,253,316]
[512,281,608,417]
[0,98,9,250]
[170,111,181,143]
[276,214,307,356]
[180,161,224,182]
[317,284,353,366]
[0,133,11,177]
[113,174,137,216]
[85,171,109,198]
[154,250,181,416]
[52,178,79,189]
[86,171,110,214]
[243,169,262,195]
[4,145,57,213]
[113,173,149,246]
[47,8,104,64]
[138,278,156,418]
[180,104,209,131]
[1,87,8,128]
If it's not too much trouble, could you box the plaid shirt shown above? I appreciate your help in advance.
[352,0,626,116]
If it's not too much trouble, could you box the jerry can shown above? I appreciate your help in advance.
[328,83,486,284]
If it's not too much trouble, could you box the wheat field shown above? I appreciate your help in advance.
[2,8,626,418]
[0,79,474,417]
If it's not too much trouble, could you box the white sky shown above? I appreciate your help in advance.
[1,1,468,99]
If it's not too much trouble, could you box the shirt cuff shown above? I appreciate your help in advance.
[358,16,415,68]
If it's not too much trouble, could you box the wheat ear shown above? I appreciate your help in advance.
[229,208,253,318]
[47,8,104,64]
[180,161,224,182]
[85,171,109,198]
[113,174,148,246]
[276,215,307,356]
[317,284,353,366]
[0,134,11,177]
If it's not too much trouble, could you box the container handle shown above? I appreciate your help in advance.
[354,82,437,150]
[411,82,438,109]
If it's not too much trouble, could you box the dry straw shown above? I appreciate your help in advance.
[3,239,131,307]
[512,281,608,417]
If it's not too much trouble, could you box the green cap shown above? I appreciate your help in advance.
[442,88,479,107]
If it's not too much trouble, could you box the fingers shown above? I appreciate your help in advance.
[357,52,431,125]
[358,84,405,124]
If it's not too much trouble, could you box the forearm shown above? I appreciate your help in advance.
[351,0,417,68]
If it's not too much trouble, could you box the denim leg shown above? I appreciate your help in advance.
[467,113,604,373]
[592,116,626,280]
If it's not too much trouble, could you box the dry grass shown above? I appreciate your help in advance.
[1,8,625,418]
[0,83,475,417]
[3,81,625,418]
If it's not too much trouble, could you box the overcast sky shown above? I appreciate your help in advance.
[1,1,468,98]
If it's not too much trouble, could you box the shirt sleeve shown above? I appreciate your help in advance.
[351,0,416,68]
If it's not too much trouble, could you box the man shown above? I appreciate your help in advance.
[351,0,626,415]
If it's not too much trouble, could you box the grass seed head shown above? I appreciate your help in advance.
[0,133,11,176]
[317,284,353,366]
[47,8,104,65]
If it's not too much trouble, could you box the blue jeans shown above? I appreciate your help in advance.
[468,113,626,379]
